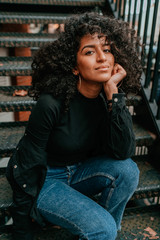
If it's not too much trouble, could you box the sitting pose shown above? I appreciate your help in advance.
[6,12,142,240]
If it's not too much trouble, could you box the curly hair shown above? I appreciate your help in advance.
[29,12,142,110]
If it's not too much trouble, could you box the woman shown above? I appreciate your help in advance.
[6,12,142,240]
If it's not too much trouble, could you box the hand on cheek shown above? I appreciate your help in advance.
[103,64,127,100]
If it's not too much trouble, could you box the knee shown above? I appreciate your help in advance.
[82,214,117,240]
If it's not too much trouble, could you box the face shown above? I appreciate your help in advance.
[75,33,115,84]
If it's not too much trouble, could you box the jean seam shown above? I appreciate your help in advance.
[104,180,116,209]
[37,206,86,238]
[71,172,115,186]
[71,172,116,211]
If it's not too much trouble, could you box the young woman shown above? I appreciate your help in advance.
[6,12,142,240]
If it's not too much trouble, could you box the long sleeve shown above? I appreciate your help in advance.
[6,94,61,197]
[102,93,135,159]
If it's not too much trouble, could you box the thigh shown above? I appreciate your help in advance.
[37,179,116,238]
[70,155,139,196]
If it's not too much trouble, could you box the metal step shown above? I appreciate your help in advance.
[0,158,160,235]
[1,206,160,240]
[0,32,57,48]
[0,86,143,112]
[0,12,72,24]
[131,156,160,200]
[0,120,155,158]
[0,57,32,76]
[117,205,160,239]
[0,0,105,7]
[0,121,27,158]
[0,87,35,112]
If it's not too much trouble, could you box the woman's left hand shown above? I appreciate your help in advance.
[103,64,126,100]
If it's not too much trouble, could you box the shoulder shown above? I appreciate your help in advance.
[30,93,62,123]
[36,93,62,112]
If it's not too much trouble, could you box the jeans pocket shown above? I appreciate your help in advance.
[46,166,68,180]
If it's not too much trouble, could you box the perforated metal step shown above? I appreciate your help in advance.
[0,32,57,48]
[0,0,105,7]
[0,117,154,158]
[0,86,143,112]
[0,12,73,24]
[0,169,160,239]
[0,57,32,76]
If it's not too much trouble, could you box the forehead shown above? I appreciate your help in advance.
[79,33,108,48]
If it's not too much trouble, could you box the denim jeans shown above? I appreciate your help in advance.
[37,155,139,240]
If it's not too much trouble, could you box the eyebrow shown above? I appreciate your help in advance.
[81,43,110,53]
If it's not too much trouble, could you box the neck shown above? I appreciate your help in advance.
[77,79,102,99]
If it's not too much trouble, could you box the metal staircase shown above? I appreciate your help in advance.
[0,0,160,239]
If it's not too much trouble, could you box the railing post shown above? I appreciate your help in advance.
[118,0,122,18]
[122,0,127,21]
[145,0,159,88]
[150,31,160,103]
[137,0,144,37]
[132,0,138,29]
[127,0,132,23]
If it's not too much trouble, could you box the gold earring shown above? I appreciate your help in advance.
[73,70,78,76]
[78,75,82,89]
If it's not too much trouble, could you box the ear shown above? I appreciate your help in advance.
[72,68,79,76]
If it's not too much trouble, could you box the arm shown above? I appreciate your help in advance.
[102,64,135,159]
[103,92,135,159]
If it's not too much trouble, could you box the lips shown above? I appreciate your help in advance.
[95,65,110,70]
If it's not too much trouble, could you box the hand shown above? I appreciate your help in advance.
[103,64,126,100]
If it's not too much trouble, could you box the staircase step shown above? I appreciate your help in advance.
[0,164,160,239]
[1,150,160,206]
[0,86,143,112]
[0,33,57,48]
[131,156,160,200]
[0,122,27,158]
[133,120,154,147]
[0,0,105,7]
[117,205,160,239]
[0,12,72,24]
[0,88,35,112]
[0,57,32,76]
[1,206,160,240]
[0,116,154,158]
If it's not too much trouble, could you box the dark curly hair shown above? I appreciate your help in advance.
[29,12,142,110]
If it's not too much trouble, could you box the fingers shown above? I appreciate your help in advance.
[111,63,126,85]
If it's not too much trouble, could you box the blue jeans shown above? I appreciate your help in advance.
[37,155,139,240]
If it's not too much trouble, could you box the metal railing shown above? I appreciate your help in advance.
[108,0,160,137]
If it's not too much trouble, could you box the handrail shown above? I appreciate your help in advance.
[107,0,160,138]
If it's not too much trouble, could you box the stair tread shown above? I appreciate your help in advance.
[131,156,160,200]
[1,206,160,240]
[0,116,154,157]
[0,0,105,6]
[0,57,32,76]
[0,86,143,111]
[117,206,160,239]
[0,12,73,24]
[0,86,35,112]
[0,161,160,239]
[0,152,159,210]
[0,32,57,48]
[0,207,160,240]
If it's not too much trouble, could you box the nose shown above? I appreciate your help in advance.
[97,50,107,62]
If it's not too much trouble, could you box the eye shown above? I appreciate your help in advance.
[103,49,111,53]
[85,50,94,55]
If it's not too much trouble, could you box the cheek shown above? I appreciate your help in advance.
[77,59,93,74]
